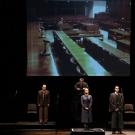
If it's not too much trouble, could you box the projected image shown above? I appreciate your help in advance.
[27,0,130,76]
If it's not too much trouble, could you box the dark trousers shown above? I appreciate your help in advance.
[39,106,48,123]
[111,111,123,131]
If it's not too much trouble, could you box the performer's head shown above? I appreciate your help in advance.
[42,84,46,90]
[114,85,120,93]
[79,78,84,83]
[84,88,89,95]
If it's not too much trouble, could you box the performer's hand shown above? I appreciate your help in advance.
[77,88,80,90]
[38,104,40,107]
[85,107,89,110]
[48,104,49,107]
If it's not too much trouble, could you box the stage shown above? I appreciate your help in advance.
[0,121,56,130]
[0,129,135,135]
[0,121,135,135]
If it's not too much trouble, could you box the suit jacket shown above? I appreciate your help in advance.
[37,90,50,107]
[74,82,89,91]
[74,82,89,96]
[109,92,124,112]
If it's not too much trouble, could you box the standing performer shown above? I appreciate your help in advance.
[109,85,124,134]
[37,84,50,124]
[73,78,89,123]
[81,88,93,129]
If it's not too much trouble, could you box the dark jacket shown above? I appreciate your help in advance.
[37,90,50,106]
[81,95,93,123]
[74,82,89,96]
[109,92,124,112]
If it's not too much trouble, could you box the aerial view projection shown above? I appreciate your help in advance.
[27,0,130,76]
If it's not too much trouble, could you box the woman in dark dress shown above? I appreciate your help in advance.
[81,88,93,129]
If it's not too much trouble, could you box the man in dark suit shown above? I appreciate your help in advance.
[37,84,50,124]
[109,85,124,134]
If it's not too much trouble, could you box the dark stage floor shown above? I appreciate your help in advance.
[0,121,56,130]
[0,128,135,135]
[0,121,135,135]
